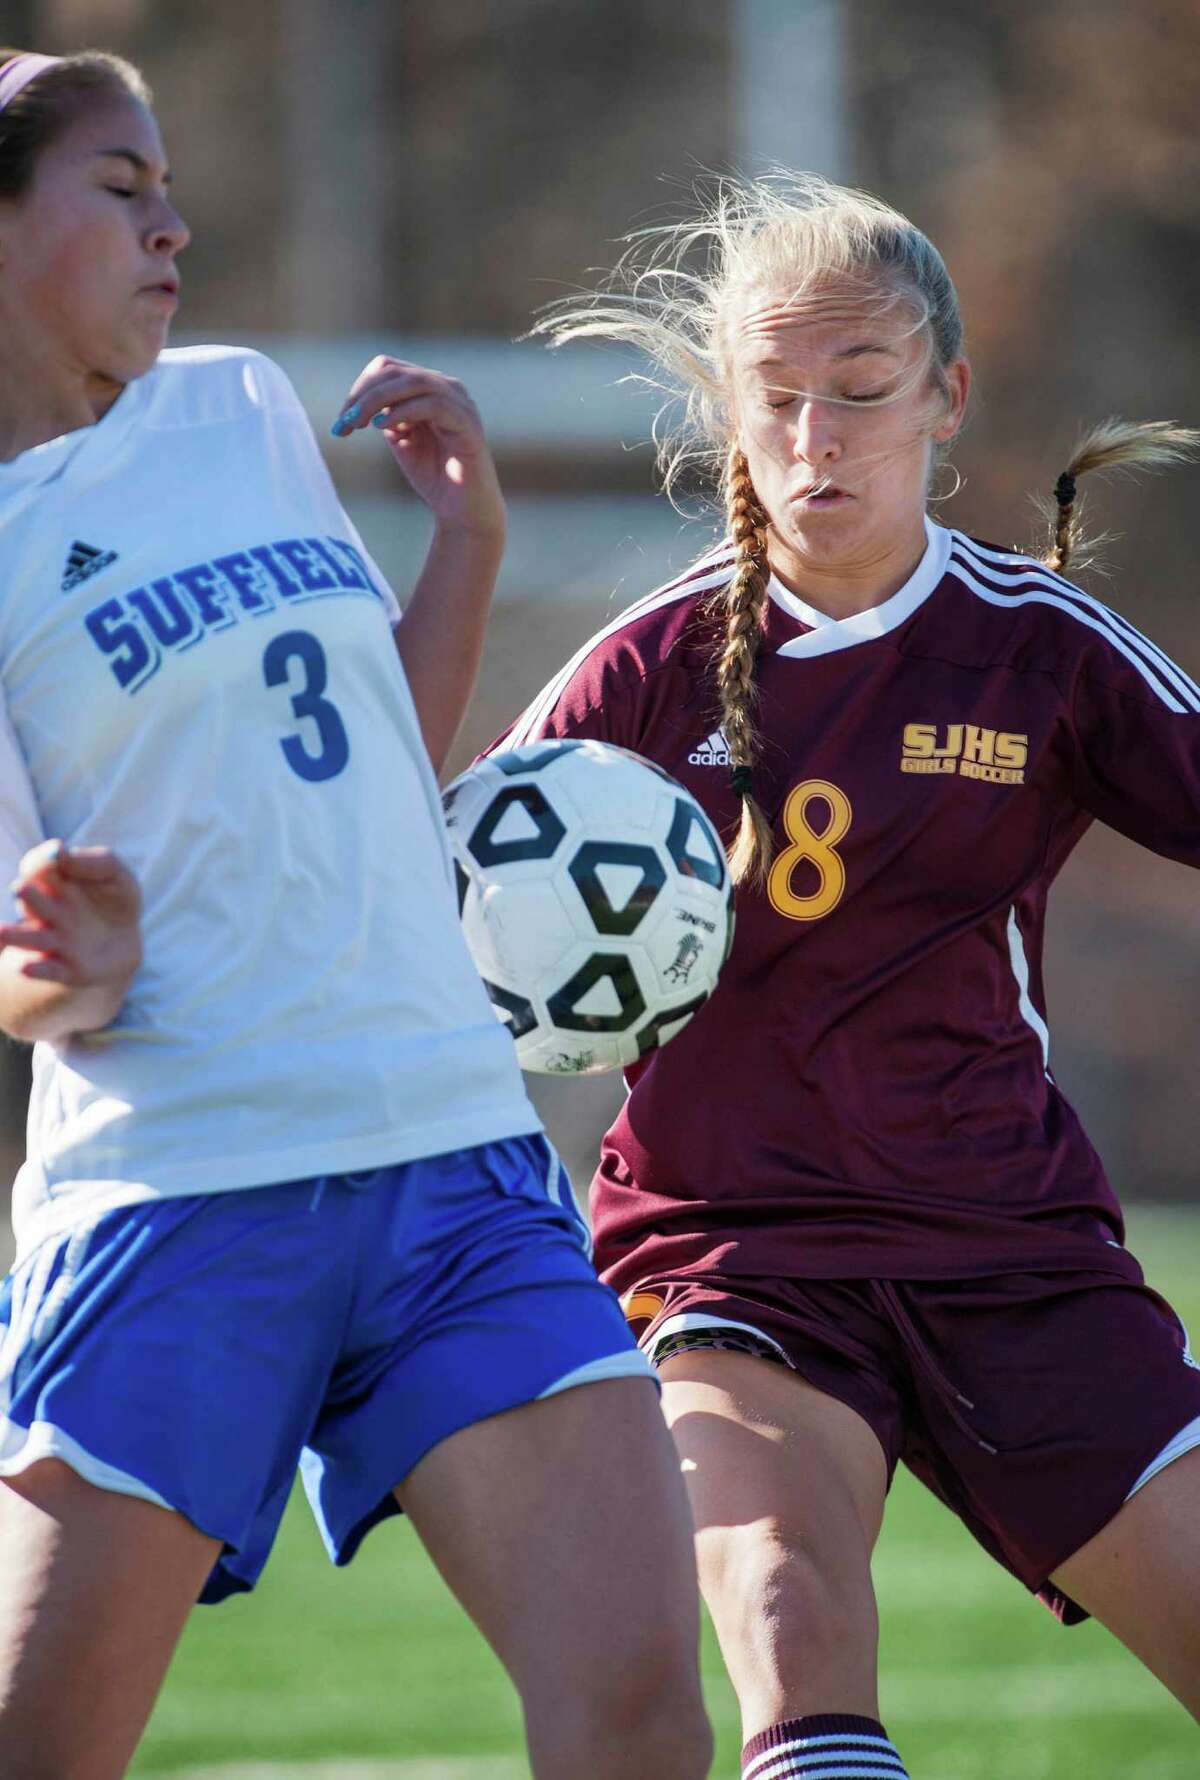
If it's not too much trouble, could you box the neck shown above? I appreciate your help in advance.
[767,517,930,621]
[0,334,125,462]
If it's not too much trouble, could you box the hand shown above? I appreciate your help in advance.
[0,842,143,1004]
[330,357,506,539]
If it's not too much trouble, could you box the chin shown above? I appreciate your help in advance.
[107,335,170,383]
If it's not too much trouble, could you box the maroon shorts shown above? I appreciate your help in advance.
[618,1267,1200,1622]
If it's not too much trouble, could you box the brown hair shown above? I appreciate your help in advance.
[0,49,150,201]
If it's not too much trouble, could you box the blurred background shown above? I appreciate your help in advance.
[2,4,1200,1774]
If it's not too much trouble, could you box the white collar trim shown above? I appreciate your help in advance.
[772,516,951,659]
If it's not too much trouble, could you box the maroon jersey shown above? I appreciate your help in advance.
[491,521,1200,1287]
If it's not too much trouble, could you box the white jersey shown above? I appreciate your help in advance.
[0,345,538,1258]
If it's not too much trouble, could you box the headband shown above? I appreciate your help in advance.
[0,53,63,114]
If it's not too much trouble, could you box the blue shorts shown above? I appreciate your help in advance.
[0,1134,651,1603]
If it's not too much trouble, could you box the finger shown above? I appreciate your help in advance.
[19,956,73,983]
[55,848,125,882]
[0,921,60,953]
[15,838,65,883]
[369,394,484,446]
[12,882,61,925]
[332,369,472,437]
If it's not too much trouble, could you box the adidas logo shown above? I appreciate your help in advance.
[688,727,731,767]
[62,540,118,593]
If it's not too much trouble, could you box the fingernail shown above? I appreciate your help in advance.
[330,402,361,437]
[371,410,391,428]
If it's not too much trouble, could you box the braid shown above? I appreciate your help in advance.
[714,447,774,887]
[1044,419,1200,574]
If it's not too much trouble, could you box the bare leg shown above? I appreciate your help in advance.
[397,1376,712,1780]
[1051,1445,1200,1718]
[660,1349,889,1742]
[0,1460,221,1780]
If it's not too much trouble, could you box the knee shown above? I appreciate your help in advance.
[525,1646,712,1780]
[702,1516,879,1678]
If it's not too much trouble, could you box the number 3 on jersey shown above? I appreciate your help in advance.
[263,630,350,782]
[767,779,852,922]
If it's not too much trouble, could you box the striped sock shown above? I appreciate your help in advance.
[741,1714,910,1779]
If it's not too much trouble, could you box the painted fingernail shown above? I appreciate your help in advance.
[330,403,361,437]
[371,410,391,428]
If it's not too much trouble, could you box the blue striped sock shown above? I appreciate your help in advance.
[741,1715,910,1779]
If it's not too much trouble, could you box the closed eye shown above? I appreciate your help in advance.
[105,186,137,199]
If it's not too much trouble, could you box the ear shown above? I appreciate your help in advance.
[933,358,970,443]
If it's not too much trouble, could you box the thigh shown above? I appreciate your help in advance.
[305,1135,649,1572]
[1051,1446,1200,1718]
[0,1459,219,1780]
[396,1376,703,1723]
[897,1270,1200,1621]
[660,1345,890,1728]
[0,1186,356,1605]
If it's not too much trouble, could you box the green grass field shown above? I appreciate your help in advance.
[130,1206,1199,1778]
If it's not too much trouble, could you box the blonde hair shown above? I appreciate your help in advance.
[1042,419,1200,575]
[534,173,1198,887]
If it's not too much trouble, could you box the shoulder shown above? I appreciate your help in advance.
[143,345,309,428]
[926,526,1200,714]
[507,540,735,744]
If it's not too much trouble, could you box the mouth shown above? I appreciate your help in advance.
[792,482,853,509]
[140,277,180,303]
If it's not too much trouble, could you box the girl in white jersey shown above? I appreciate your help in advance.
[0,48,710,1780]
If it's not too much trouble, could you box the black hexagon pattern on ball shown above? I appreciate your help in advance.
[665,797,726,889]
[481,978,539,1041]
[490,740,585,776]
[546,953,647,1033]
[468,784,566,868]
[635,991,710,1058]
[568,840,667,936]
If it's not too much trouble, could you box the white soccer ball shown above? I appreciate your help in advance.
[443,739,734,1074]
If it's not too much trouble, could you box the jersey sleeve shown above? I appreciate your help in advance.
[251,351,403,626]
[1067,621,1200,865]
[485,637,648,756]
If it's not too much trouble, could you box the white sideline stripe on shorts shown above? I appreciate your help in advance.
[538,1349,655,1400]
[0,1415,174,1510]
[947,545,1196,714]
[505,547,736,746]
[540,1138,592,1258]
[644,1309,791,1366]
[953,533,1200,711]
[1126,1409,1200,1500]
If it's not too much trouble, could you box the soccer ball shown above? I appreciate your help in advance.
[443,739,734,1074]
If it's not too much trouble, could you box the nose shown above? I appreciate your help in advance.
[146,195,190,257]
[792,397,842,467]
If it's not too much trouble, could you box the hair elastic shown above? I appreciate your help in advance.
[1054,471,1077,508]
[0,53,62,115]
[730,765,754,797]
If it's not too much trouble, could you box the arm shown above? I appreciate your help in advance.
[330,358,506,774]
[1067,625,1200,863]
[0,843,142,1044]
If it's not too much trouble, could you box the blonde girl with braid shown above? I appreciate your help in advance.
[490,172,1200,1776]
